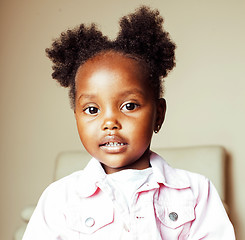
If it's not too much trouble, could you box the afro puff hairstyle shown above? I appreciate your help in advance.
[46,6,176,109]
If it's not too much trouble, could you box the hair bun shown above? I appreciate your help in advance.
[46,24,109,88]
[115,6,176,78]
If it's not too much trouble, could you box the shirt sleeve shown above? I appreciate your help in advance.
[22,182,70,240]
[188,178,236,239]
[22,188,57,239]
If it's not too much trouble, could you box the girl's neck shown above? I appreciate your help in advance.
[103,147,151,174]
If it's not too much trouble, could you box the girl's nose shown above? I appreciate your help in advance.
[102,118,122,131]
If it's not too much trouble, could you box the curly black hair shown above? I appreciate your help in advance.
[46,6,176,109]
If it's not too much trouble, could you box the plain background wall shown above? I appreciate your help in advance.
[0,0,244,239]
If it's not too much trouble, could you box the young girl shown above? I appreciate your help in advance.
[23,6,235,240]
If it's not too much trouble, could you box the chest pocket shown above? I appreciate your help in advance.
[154,201,196,229]
[64,194,114,234]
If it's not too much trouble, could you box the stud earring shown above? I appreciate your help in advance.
[154,125,160,134]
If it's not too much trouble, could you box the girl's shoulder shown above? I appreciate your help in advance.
[41,170,86,202]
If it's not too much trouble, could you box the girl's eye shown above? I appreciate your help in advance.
[121,103,139,111]
[84,106,100,115]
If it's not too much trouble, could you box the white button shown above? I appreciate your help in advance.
[85,217,95,227]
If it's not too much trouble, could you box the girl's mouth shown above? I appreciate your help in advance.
[99,136,128,153]
[102,142,126,147]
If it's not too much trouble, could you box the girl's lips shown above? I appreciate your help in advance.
[99,135,128,154]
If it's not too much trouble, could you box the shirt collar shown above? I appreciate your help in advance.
[76,151,191,197]
[150,151,191,189]
[75,157,107,198]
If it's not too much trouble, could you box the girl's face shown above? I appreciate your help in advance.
[74,52,165,174]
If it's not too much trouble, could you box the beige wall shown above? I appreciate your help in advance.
[1,0,244,239]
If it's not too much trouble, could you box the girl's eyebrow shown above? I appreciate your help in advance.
[77,88,145,102]
[77,93,97,102]
[118,89,145,98]
[78,88,145,101]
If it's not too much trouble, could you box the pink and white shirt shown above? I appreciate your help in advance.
[23,152,235,239]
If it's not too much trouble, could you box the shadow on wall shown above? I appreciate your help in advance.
[225,151,238,236]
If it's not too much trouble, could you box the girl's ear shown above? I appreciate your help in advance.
[154,98,166,133]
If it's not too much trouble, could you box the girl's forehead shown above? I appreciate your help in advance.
[74,51,154,99]
[76,51,148,85]
[79,51,143,72]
